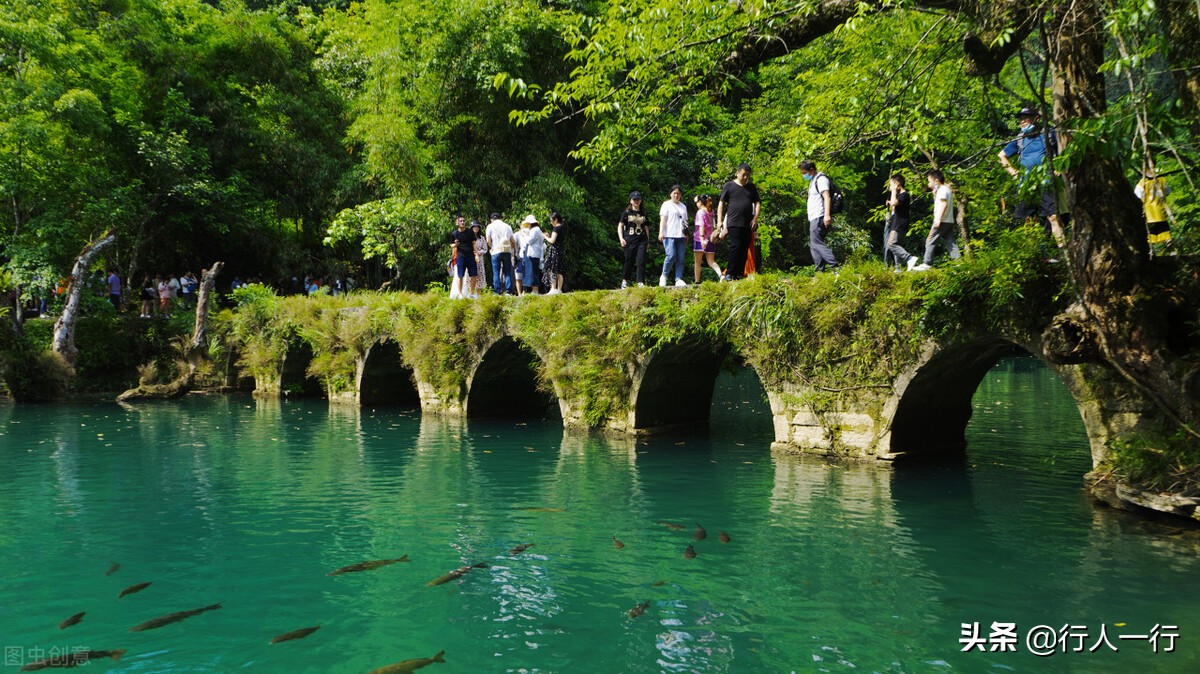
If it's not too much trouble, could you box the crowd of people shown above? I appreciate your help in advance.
[447,212,568,299]
[444,164,765,298]
[15,107,1179,318]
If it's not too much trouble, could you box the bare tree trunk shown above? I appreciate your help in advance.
[52,230,116,368]
[190,262,223,356]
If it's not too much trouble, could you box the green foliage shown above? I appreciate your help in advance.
[915,223,1068,337]
[325,198,449,290]
[18,313,192,392]
[1107,431,1200,495]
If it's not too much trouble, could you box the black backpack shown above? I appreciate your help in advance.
[817,173,846,214]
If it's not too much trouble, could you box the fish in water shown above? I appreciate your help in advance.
[693,523,707,541]
[657,521,684,531]
[427,562,489,587]
[612,536,624,549]
[271,625,321,644]
[683,545,697,559]
[367,650,446,673]
[20,649,126,671]
[58,612,85,630]
[628,600,650,619]
[719,531,731,543]
[651,580,667,587]
[104,562,120,576]
[328,555,410,576]
[117,581,152,599]
[508,543,535,555]
[129,603,222,632]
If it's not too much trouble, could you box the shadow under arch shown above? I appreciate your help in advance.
[632,338,744,432]
[359,339,420,407]
[466,336,560,419]
[279,341,324,398]
[889,337,1089,462]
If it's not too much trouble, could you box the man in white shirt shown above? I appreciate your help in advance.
[799,160,838,272]
[484,212,517,295]
[910,169,961,271]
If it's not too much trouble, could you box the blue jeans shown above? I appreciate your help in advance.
[491,253,514,294]
[661,237,686,280]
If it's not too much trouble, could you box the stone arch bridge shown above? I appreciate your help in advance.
[239,281,1164,473]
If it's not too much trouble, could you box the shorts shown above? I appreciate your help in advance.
[1148,220,1171,244]
[1014,189,1060,221]
[693,238,716,253]
[455,252,478,278]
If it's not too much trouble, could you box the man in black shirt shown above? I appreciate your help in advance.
[449,215,478,299]
[717,163,762,280]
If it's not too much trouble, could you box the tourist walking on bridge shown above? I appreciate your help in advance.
[885,174,916,271]
[800,160,838,273]
[471,221,488,295]
[617,191,649,288]
[659,185,688,287]
[543,212,567,294]
[693,194,723,283]
[106,269,122,312]
[910,170,961,271]
[717,163,760,280]
[1135,166,1172,257]
[449,215,479,299]
[518,215,545,296]
[998,107,1067,246]
[486,213,516,295]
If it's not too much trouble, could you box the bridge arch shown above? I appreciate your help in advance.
[465,335,560,419]
[885,337,1098,464]
[279,341,324,398]
[358,339,420,407]
[629,339,775,434]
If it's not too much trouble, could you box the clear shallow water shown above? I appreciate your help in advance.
[1,359,1198,673]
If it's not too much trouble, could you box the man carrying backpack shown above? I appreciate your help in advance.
[998,106,1067,246]
[800,160,839,273]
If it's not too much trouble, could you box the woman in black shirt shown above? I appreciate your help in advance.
[616,192,649,288]
[543,212,567,294]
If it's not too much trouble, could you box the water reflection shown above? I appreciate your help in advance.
[2,362,1200,672]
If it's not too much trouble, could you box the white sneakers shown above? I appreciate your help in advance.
[659,275,668,287]
[620,280,628,289]
[674,279,687,287]
[911,262,931,272]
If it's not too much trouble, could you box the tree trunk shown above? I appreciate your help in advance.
[1049,1,1200,432]
[52,230,116,368]
[190,262,223,357]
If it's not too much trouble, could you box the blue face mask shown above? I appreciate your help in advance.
[1020,123,1035,134]
[803,173,814,182]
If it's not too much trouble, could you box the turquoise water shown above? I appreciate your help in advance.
[1,359,1198,673]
